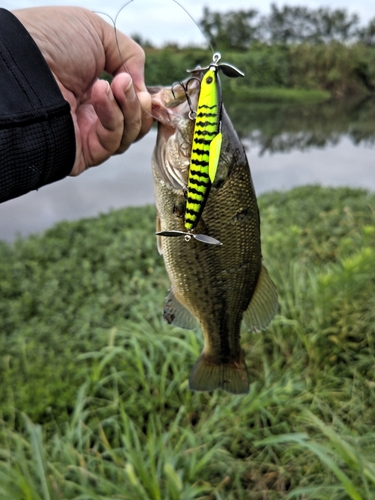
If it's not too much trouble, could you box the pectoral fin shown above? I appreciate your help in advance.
[243,265,278,332]
[163,289,199,330]
[208,132,222,183]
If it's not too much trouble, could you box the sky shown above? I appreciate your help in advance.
[6,0,375,47]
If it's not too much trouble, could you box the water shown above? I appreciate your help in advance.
[0,97,374,242]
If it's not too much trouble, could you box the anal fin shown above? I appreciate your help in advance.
[243,265,278,332]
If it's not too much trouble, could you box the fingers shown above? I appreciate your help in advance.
[111,73,153,154]
[88,12,153,154]
[136,90,153,140]
[90,78,125,161]
[88,73,153,167]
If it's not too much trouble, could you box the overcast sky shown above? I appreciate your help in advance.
[7,0,375,46]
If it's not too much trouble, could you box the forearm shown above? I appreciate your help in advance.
[0,8,75,203]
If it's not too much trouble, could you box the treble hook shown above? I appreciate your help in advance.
[171,78,201,121]
[171,81,184,100]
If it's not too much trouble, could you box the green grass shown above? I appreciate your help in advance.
[0,186,375,498]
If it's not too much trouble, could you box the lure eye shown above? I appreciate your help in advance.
[206,76,213,84]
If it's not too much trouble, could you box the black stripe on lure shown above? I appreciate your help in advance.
[156,52,244,246]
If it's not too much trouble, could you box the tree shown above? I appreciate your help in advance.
[197,5,373,49]
[262,4,359,44]
[261,4,315,43]
[311,8,359,43]
[357,18,375,46]
[199,7,260,51]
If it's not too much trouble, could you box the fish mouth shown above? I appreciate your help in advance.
[148,78,201,164]
[148,76,201,130]
[150,75,203,188]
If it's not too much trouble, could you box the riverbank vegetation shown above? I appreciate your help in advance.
[1,186,375,498]
[144,43,375,100]
[141,5,375,100]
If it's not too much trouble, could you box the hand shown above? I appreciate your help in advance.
[13,6,153,175]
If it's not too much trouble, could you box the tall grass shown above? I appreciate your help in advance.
[0,186,374,498]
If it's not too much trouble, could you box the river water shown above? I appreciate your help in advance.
[0,97,374,242]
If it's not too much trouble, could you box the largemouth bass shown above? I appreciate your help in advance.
[150,77,278,395]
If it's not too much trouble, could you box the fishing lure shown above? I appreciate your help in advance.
[157,52,244,245]
[184,52,244,233]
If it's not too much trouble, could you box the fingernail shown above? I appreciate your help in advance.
[125,79,136,101]
[106,81,114,101]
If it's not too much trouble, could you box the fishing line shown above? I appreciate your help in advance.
[94,0,134,96]
[94,0,160,122]
[93,0,213,123]
[169,0,216,119]
[171,0,214,55]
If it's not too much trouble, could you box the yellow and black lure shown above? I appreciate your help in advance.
[157,52,244,245]
[185,52,243,234]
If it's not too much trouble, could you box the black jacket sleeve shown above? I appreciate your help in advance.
[0,8,76,203]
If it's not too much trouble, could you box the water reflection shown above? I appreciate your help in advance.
[226,96,375,154]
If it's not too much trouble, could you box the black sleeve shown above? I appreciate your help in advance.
[0,8,76,203]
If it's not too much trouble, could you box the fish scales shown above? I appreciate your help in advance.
[150,78,278,395]
[180,150,260,346]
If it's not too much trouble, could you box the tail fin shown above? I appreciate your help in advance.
[188,352,249,395]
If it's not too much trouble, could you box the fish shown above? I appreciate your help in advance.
[149,75,278,395]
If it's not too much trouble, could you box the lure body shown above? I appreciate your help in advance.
[185,68,222,231]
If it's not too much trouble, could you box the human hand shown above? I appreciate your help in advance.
[13,6,153,175]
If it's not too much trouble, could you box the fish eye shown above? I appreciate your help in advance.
[173,202,185,218]
[206,76,213,84]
